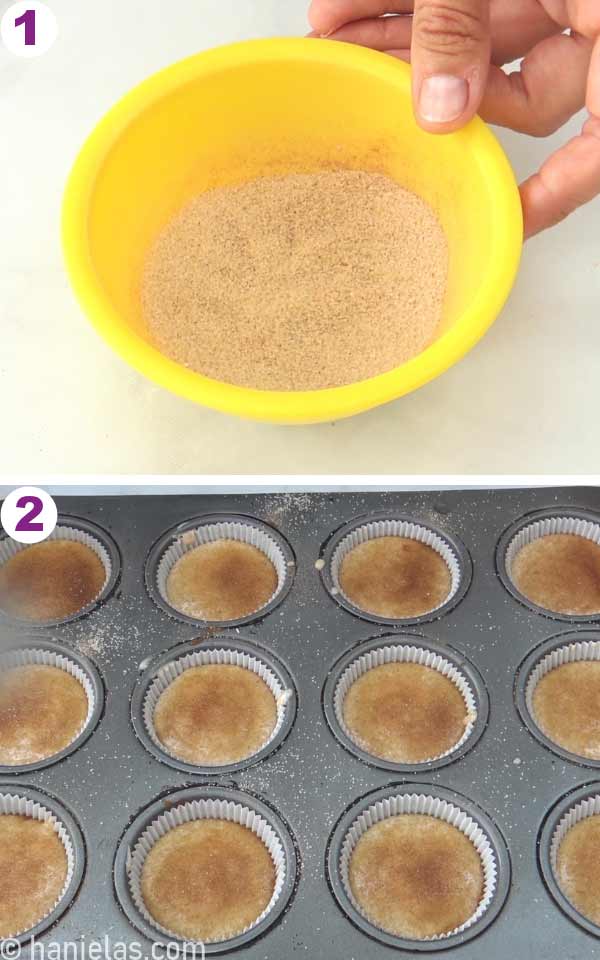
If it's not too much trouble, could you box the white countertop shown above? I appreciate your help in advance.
[2,0,599,476]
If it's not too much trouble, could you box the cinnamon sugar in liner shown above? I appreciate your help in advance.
[327,518,463,622]
[0,525,112,624]
[504,516,600,617]
[153,519,290,625]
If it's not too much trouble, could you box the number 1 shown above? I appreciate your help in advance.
[15,8,35,45]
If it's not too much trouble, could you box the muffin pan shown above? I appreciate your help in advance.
[3,487,600,957]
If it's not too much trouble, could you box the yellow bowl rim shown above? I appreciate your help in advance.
[62,36,523,425]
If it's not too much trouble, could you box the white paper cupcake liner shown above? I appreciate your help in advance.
[0,791,76,938]
[340,792,497,942]
[0,647,96,767]
[505,516,600,587]
[525,640,600,739]
[330,520,461,617]
[0,524,112,620]
[334,643,477,764]
[127,798,287,945]
[156,521,288,620]
[143,647,293,765]
[550,793,600,880]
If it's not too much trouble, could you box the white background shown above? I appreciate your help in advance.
[1,0,599,475]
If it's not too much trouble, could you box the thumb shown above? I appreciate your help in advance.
[412,0,491,132]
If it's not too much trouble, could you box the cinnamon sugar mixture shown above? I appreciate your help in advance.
[0,815,68,937]
[141,819,275,942]
[532,661,600,759]
[0,541,105,622]
[153,663,277,766]
[343,662,469,763]
[512,534,600,615]
[557,815,600,925]
[141,171,448,391]
[349,814,483,939]
[0,664,88,766]
[166,540,277,621]
[339,536,451,619]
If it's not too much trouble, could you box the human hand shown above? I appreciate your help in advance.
[308,0,600,238]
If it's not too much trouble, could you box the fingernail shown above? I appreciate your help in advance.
[419,75,469,124]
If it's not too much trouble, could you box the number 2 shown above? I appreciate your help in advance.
[15,8,35,45]
[15,495,44,532]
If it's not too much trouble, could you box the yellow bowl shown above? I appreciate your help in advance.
[63,37,522,425]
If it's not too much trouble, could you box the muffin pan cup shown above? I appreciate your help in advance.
[145,514,296,628]
[516,630,600,768]
[538,782,600,938]
[323,634,488,773]
[114,785,298,955]
[319,513,472,626]
[326,784,510,952]
[3,488,600,958]
[131,637,297,776]
[0,515,121,628]
[496,507,600,622]
[0,784,86,943]
[0,639,104,775]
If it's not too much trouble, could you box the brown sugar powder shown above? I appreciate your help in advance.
[141,171,448,391]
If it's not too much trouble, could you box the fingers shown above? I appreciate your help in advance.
[308,0,412,36]
[480,31,592,136]
[521,114,600,238]
[510,3,600,238]
[315,8,559,69]
[589,35,600,115]
[488,0,559,66]
[411,0,491,131]
[311,14,412,51]
[568,3,600,39]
